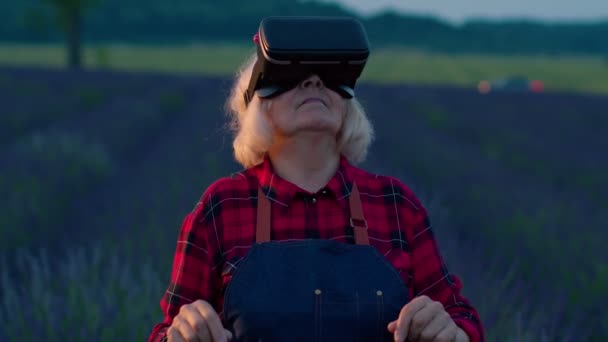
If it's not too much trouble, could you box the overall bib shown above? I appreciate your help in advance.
[222,183,409,341]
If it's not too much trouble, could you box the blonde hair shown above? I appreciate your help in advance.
[225,52,375,169]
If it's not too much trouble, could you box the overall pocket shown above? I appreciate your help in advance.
[313,288,390,342]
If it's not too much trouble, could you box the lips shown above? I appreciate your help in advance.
[300,97,326,107]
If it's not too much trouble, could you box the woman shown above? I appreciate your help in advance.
[149,23,484,342]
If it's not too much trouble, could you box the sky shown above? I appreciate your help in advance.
[324,0,608,24]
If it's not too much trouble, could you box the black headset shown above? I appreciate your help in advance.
[244,16,370,106]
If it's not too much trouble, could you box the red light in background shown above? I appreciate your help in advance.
[530,80,544,93]
[478,80,491,94]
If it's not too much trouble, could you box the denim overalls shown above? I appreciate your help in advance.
[222,183,409,341]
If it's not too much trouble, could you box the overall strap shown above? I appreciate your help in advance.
[255,182,369,245]
[256,187,272,243]
[349,182,370,245]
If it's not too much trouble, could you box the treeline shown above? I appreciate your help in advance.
[1,0,607,55]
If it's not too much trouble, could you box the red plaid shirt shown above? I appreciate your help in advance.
[149,155,484,342]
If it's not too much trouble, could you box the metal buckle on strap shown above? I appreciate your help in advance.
[350,217,368,229]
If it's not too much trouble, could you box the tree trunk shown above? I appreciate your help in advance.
[67,5,82,69]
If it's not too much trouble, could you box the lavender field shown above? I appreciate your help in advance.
[0,66,606,341]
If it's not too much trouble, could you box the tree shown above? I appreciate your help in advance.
[45,0,99,69]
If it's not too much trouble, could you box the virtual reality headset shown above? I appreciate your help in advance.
[244,16,370,106]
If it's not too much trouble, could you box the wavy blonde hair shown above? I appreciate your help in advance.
[224,52,375,169]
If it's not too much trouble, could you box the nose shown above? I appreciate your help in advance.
[300,74,324,89]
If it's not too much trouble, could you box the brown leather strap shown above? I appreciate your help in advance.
[256,187,271,243]
[255,183,369,245]
[349,182,370,245]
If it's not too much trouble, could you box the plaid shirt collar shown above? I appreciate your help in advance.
[254,153,355,209]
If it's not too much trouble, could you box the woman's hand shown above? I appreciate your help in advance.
[167,299,232,342]
[387,295,469,342]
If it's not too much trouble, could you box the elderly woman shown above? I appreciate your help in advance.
[149,17,484,342]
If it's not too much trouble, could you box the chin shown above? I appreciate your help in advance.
[283,124,339,137]
[278,112,342,136]
[301,126,340,137]
[301,119,341,132]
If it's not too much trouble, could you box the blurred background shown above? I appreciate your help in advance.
[0,0,606,341]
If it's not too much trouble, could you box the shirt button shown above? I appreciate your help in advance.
[311,197,317,203]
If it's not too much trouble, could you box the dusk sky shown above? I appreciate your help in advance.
[324,0,608,23]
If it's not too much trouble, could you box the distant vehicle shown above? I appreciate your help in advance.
[478,76,544,94]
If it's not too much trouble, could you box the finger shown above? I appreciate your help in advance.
[167,325,185,342]
[172,316,198,342]
[180,305,210,341]
[418,310,451,342]
[434,323,458,342]
[409,300,445,341]
[194,300,228,342]
[387,321,397,333]
[224,329,233,341]
[394,295,431,342]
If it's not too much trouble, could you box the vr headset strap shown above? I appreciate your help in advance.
[244,55,266,106]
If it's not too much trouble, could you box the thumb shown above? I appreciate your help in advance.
[224,329,233,341]
[387,320,397,333]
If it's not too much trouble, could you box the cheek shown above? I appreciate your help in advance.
[265,100,275,115]
[327,91,346,112]
[333,97,347,119]
[267,93,294,116]
[266,98,287,116]
[263,101,273,121]
[265,99,291,129]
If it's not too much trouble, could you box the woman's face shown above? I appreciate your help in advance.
[264,74,346,138]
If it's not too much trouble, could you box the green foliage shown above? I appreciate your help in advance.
[482,141,503,160]
[77,86,106,110]
[43,0,100,31]
[23,6,53,38]
[571,262,608,312]
[412,104,449,129]
[93,45,109,68]
[159,90,186,114]
[0,0,605,55]
[2,0,608,55]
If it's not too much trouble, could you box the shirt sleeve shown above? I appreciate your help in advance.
[406,195,485,342]
[148,196,223,342]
